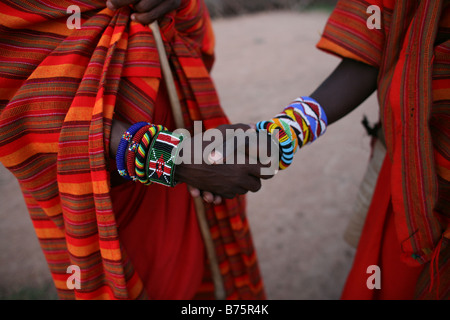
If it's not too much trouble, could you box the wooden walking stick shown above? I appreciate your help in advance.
[149,21,226,300]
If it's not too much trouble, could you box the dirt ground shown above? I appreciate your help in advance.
[0,10,379,299]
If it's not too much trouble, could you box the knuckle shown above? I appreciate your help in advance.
[133,0,153,12]
[135,12,156,24]
[252,181,262,192]
[113,0,127,6]
[247,180,260,193]
[133,4,144,12]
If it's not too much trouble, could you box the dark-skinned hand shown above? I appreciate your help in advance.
[176,123,278,203]
[106,0,181,25]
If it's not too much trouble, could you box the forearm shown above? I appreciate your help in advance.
[310,58,378,125]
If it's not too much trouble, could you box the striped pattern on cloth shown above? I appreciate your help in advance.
[317,0,450,298]
[0,0,265,299]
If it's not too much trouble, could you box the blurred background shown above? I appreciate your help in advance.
[204,0,337,17]
[0,0,382,299]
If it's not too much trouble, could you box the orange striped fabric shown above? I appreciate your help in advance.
[317,0,449,298]
[0,0,265,299]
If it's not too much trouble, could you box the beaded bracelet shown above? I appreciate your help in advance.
[134,125,166,185]
[271,117,299,151]
[286,96,327,147]
[116,121,150,180]
[146,130,184,188]
[256,96,327,170]
[256,120,294,170]
[126,124,152,181]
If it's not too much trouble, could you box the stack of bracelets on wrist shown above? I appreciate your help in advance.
[116,122,184,187]
[256,96,328,170]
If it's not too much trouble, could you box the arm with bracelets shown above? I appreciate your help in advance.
[110,120,265,199]
[111,58,378,201]
[195,58,379,203]
[114,121,184,188]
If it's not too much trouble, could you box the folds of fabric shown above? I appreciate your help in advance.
[110,180,205,300]
[0,0,265,299]
[341,154,425,299]
[108,79,205,300]
[317,0,449,297]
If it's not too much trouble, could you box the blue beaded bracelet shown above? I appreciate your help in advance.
[256,120,294,169]
[255,96,328,170]
[116,121,150,180]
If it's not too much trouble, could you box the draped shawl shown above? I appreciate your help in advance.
[317,0,450,297]
[0,0,264,299]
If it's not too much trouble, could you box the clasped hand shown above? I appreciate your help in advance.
[174,124,279,204]
[106,0,181,24]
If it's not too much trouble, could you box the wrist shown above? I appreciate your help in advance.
[255,96,328,170]
[110,119,129,158]
[174,161,188,184]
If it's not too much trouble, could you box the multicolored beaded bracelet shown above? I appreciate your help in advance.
[256,96,327,170]
[271,116,299,151]
[146,130,184,188]
[135,125,166,185]
[116,121,150,180]
[126,124,152,181]
[256,120,294,170]
[287,96,328,147]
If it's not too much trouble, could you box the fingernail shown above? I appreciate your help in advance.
[106,1,115,10]
[208,150,223,164]
[190,190,199,198]
[187,186,198,197]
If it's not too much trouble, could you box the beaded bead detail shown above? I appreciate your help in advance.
[146,130,184,188]
[116,121,150,180]
[255,96,327,170]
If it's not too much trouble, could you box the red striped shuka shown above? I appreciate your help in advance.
[317,0,450,299]
[0,0,265,300]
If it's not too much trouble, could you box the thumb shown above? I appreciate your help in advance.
[208,150,224,164]
[187,185,201,198]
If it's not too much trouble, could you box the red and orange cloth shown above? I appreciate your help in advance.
[0,0,264,299]
[318,0,450,299]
